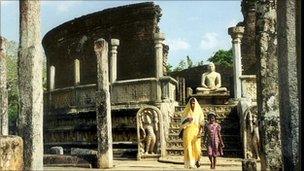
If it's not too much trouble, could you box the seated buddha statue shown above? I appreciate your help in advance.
[196,62,228,94]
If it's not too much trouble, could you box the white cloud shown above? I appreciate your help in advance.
[165,38,190,51]
[42,1,83,13]
[200,32,221,50]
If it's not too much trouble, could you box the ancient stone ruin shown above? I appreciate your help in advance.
[42,2,177,161]
[0,0,300,170]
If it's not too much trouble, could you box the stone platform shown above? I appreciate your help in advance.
[190,93,230,105]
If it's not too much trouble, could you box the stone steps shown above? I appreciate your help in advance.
[166,104,242,158]
[166,137,242,148]
[169,121,241,130]
[166,148,242,157]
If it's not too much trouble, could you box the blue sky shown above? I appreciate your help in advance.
[0,0,243,67]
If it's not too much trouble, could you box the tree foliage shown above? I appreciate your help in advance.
[167,55,204,73]
[167,49,232,74]
[165,63,173,73]
[173,60,187,72]
[207,49,233,67]
[4,40,47,125]
[5,41,19,124]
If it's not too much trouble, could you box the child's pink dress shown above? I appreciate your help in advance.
[205,122,223,157]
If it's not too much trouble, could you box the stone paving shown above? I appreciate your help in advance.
[43,157,255,171]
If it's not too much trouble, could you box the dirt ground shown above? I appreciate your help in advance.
[44,157,259,171]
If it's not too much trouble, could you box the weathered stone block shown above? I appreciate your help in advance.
[71,148,97,156]
[0,136,23,170]
[50,146,64,155]
[43,154,92,168]
[240,75,257,100]
[242,159,257,171]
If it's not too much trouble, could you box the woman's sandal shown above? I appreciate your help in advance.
[195,161,200,168]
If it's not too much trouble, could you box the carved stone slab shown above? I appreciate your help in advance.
[136,106,164,160]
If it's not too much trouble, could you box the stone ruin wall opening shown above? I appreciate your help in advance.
[42,2,162,89]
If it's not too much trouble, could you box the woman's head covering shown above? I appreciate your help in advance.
[183,97,204,117]
[180,97,205,128]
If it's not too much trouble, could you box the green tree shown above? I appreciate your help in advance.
[173,59,187,72]
[166,63,173,73]
[5,41,19,124]
[196,60,204,66]
[5,40,47,126]
[207,49,233,67]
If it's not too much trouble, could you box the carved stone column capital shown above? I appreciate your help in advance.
[154,32,165,44]
[228,26,245,43]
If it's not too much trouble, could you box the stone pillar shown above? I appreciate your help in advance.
[0,37,8,135]
[228,26,244,99]
[154,32,165,78]
[277,0,300,170]
[110,39,119,83]
[94,38,113,169]
[256,0,282,170]
[18,0,44,170]
[240,0,258,75]
[49,66,55,90]
[74,59,80,85]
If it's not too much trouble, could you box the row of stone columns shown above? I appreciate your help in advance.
[230,0,300,170]
[48,39,120,91]
[92,33,165,168]
[228,5,283,169]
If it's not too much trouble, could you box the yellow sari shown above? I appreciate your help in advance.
[180,98,204,168]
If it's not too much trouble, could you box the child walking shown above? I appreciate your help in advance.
[203,112,224,169]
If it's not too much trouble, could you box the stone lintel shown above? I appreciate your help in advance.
[240,75,256,80]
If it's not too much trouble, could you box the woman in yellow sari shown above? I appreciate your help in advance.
[179,97,205,169]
